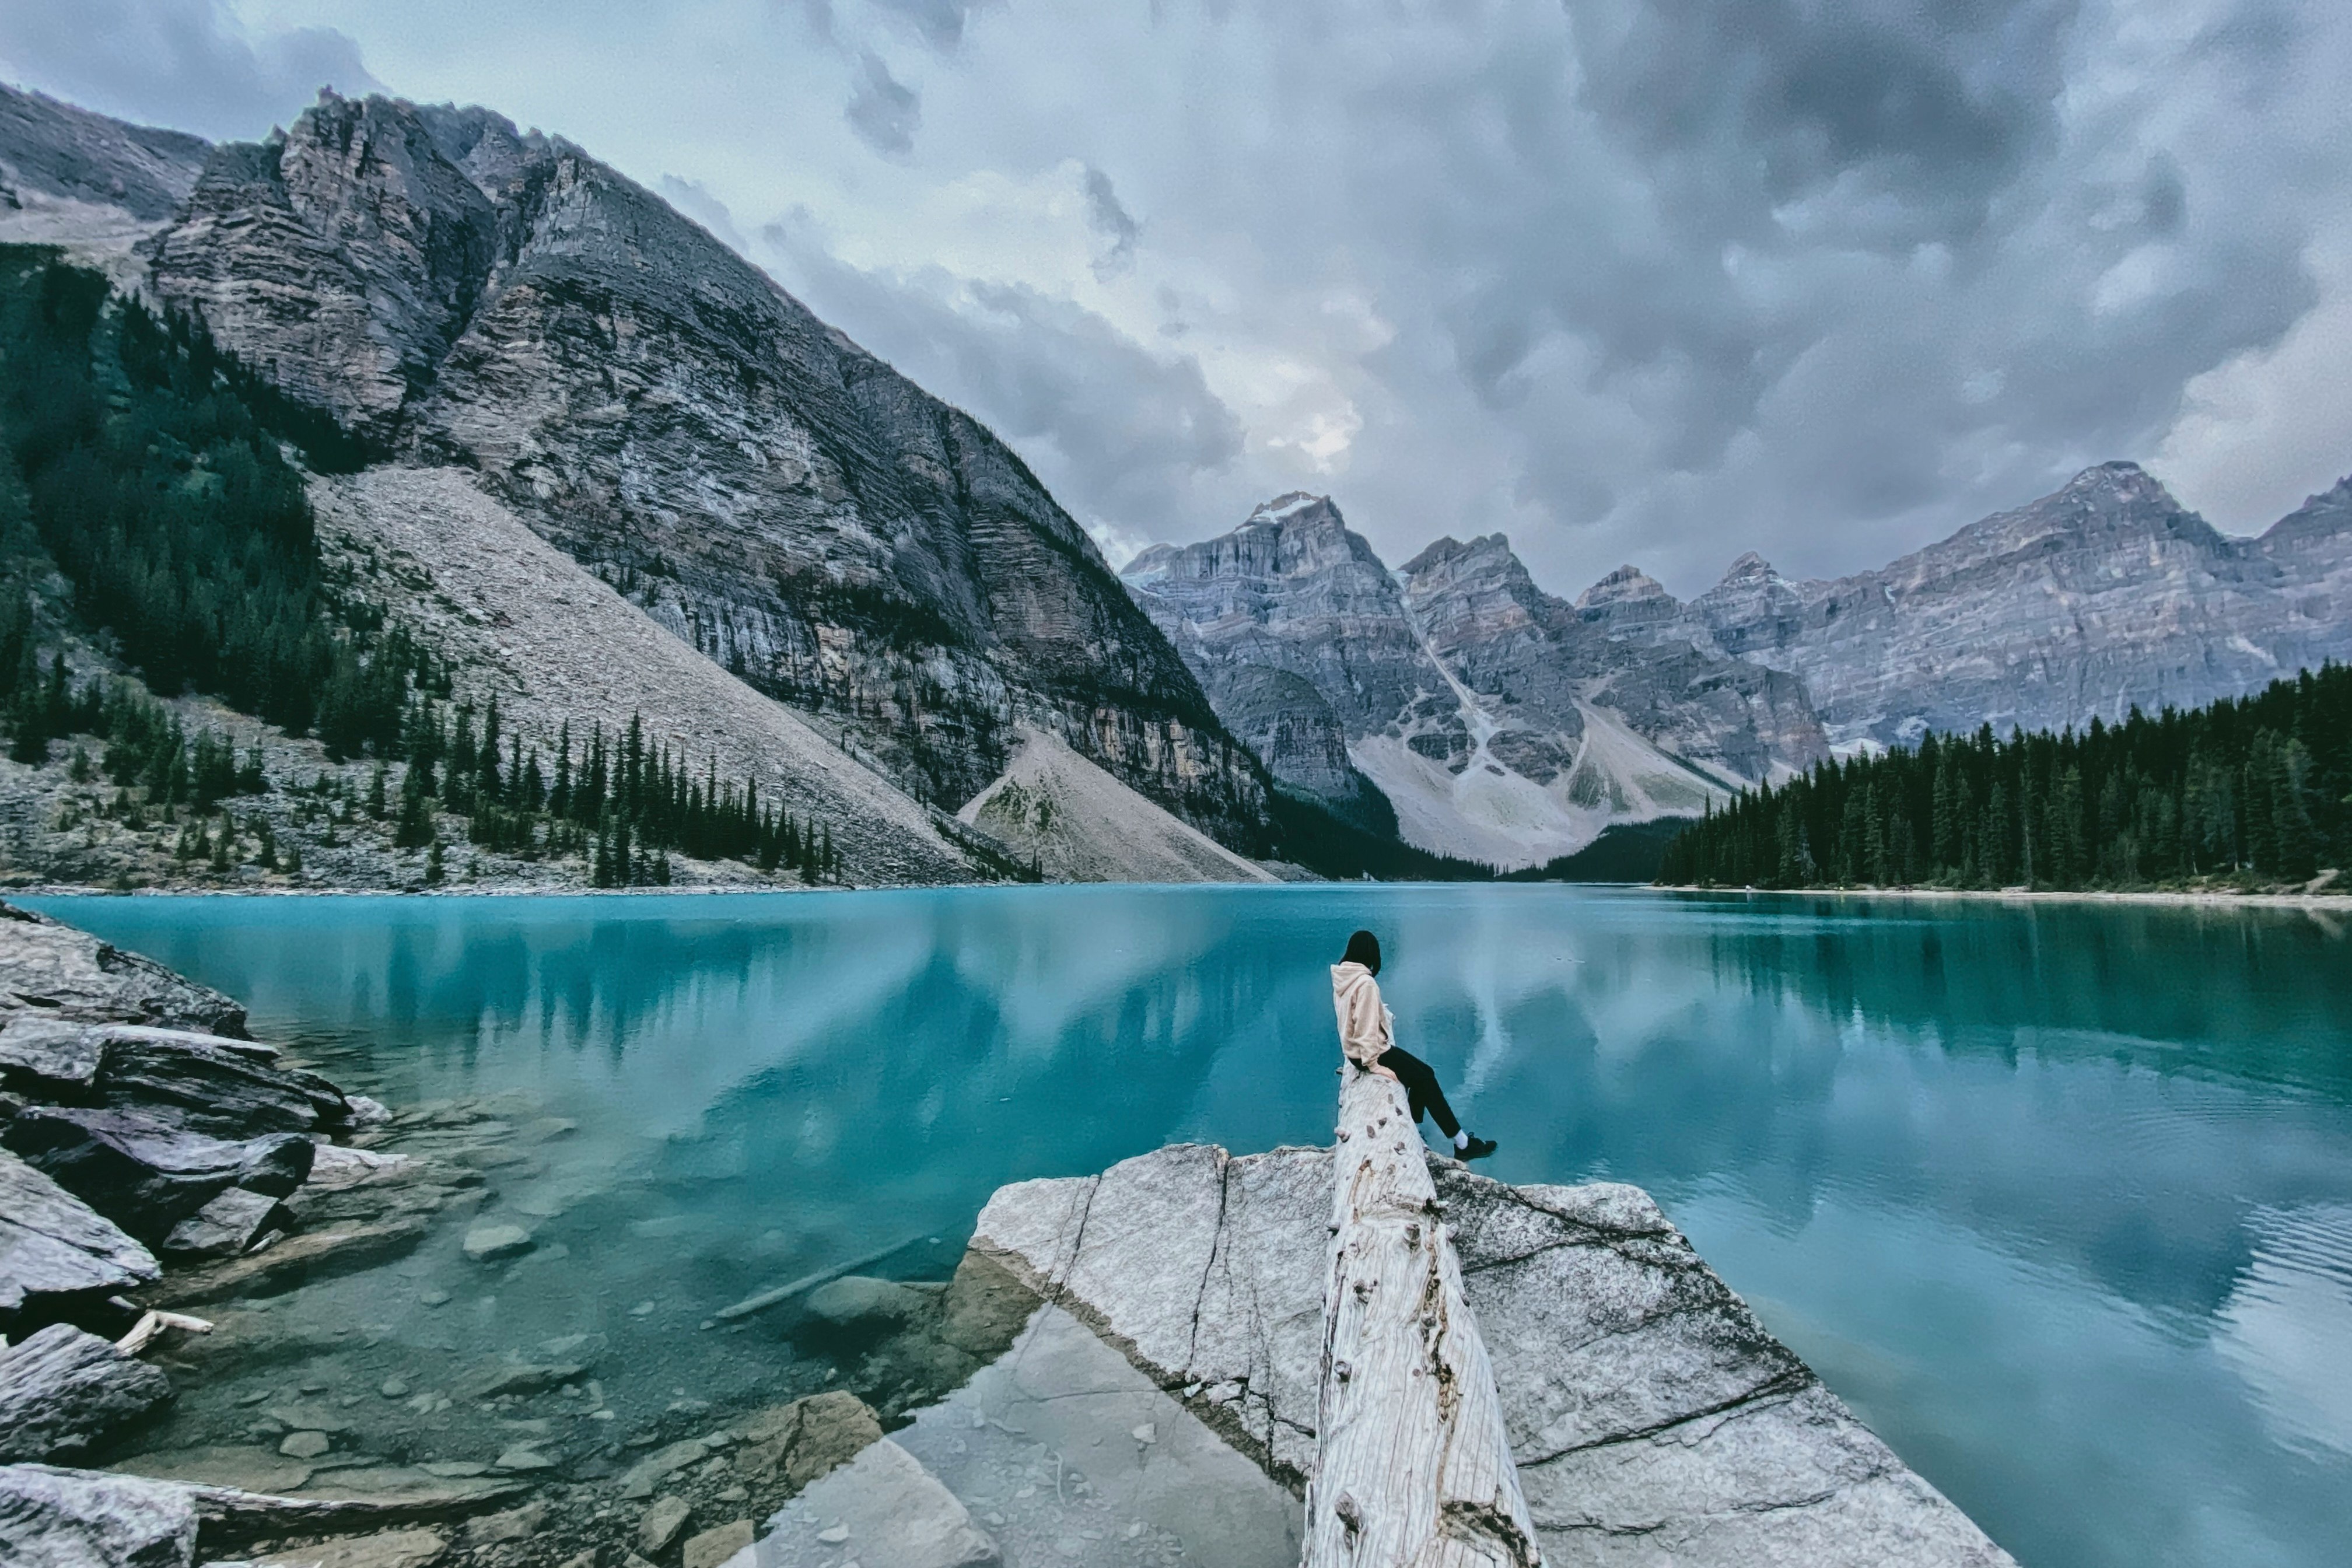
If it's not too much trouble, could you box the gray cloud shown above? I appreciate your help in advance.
[764,218,1242,560]
[1083,165,1141,281]
[869,0,998,53]
[844,48,919,155]
[0,0,376,142]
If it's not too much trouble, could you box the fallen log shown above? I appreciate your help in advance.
[1303,1069,1540,1568]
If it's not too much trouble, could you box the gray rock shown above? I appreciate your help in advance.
[0,1018,105,1098]
[801,1275,929,1330]
[0,1462,200,1568]
[0,1325,174,1463]
[489,1447,551,1473]
[456,1362,582,1402]
[638,1494,692,1555]
[750,1438,996,1568]
[4,1108,314,1240]
[0,903,247,1037]
[617,1439,712,1500]
[252,1527,447,1568]
[459,1224,532,1264]
[163,1189,285,1260]
[681,1520,751,1568]
[460,1501,546,1545]
[0,1150,160,1321]
[90,1036,348,1139]
[972,1145,2017,1568]
[278,1433,332,1461]
[734,1392,881,1492]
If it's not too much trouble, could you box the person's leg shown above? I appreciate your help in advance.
[1376,1046,1462,1141]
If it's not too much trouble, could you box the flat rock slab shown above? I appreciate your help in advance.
[890,1303,1301,1568]
[0,1324,175,1464]
[0,1462,200,1568]
[139,1217,430,1308]
[252,1527,447,1568]
[5,1107,313,1238]
[747,1438,998,1568]
[0,901,248,1035]
[972,1145,2019,1568]
[0,1149,160,1321]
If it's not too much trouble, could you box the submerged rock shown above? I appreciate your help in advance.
[734,1392,882,1492]
[0,1461,200,1568]
[680,1519,751,1568]
[459,1223,533,1263]
[0,1149,160,1323]
[141,1216,430,1307]
[752,1438,998,1568]
[972,1144,2018,1568]
[0,1325,174,1464]
[802,1275,928,1330]
[252,1526,447,1568]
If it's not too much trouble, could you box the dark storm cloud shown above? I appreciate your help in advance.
[845,49,919,156]
[0,0,377,142]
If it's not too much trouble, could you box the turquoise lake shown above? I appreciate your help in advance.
[30,886,2352,1567]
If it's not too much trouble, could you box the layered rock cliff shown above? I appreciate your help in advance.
[129,90,1262,846]
[1124,495,1826,869]
[1690,462,2352,749]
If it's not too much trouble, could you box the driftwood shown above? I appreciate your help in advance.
[1302,1069,1541,1568]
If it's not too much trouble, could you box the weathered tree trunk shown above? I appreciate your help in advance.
[1302,1069,1542,1568]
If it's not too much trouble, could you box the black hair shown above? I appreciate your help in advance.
[1341,929,1382,976]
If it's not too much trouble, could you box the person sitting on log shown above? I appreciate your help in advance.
[1331,929,1497,1161]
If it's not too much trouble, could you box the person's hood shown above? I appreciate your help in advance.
[1332,960,1376,1000]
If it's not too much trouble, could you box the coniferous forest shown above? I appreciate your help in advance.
[0,246,853,887]
[1658,663,2352,892]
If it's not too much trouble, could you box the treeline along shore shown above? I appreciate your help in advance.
[1660,662,2352,894]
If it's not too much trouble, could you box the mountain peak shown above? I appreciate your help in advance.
[1575,564,1672,612]
[1245,492,1340,527]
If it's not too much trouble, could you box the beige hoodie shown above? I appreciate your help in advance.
[1331,960,1394,1072]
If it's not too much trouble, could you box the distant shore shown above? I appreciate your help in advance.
[1653,881,2350,912]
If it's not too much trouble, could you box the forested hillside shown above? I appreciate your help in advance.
[1658,663,2352,892]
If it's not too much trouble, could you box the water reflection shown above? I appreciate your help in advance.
[34,886,2352,1568]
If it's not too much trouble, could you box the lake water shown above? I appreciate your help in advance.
[32,886,2352,1567]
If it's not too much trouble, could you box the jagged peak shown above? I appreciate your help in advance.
[1244,492,1341,527]
[1707,551,1783,592]
[1575,564,1671,611]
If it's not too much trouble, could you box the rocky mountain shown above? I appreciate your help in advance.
[0,85,207,274]
[1124,495,1826,869]
[15,84,1259,850]
[1689,461,2352,750]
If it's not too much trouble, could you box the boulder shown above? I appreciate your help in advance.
[162,1188,286,1260]
[751,1438,996,1568]
[0,1017,105,1098]
[4,1107,313,1237]
[637,1494,691,1555]
[459,1223,532,1263]
[0,1325,175,1463]
[0,901,247,1035]
[802,1276,928,1330]
[736,1392,883,1492]
[681,1520,751,1568]
[972,1146,2021,1568]
[0,1462,199,1568]
[91,1035,347,1137]
[0,1150,160,1322]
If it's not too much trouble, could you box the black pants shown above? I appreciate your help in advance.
[1377,1046,1462,1141]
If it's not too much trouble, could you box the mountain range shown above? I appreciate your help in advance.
[3,80,2348,880]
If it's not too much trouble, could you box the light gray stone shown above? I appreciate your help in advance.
[0,1462,199,1568]
[617,1440,709,1500]
[972,1146,2018,1568]
[0,1325,175,1463]
[0,903,247,1035]
[748,1439,996,1568]
[801,1276,929,1329]
[459,1223,533,1264]
[278,1433,332,1461]
[3,1108,313,1240]
[253,1527,446,1568]
[637,1494,691,1556]
[680,1520,751,1568]
[0,1150,160,1320]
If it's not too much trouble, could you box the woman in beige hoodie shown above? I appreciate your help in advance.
[1331,929,1496,1161]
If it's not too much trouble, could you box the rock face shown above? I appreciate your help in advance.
[0,1462,200,1568]
[954,726,1278,884]
[132,90,1262,849]
[1690,463,2352,750]
[0,1326,175,1464]
[3,1108,314,1240]
[0,905,247,1037]
[1125,495,1824,868]
[972,1144,2016,1568]
[0,85,208,275]
[0,1150,160,1324]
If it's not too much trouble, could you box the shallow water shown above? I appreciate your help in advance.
[33,885,2352,1567]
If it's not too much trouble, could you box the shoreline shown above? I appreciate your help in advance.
[1653,881,2350,911]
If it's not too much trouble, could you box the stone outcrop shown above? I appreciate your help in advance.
[972,1143,2016,1567]
[0,905,247,1037]
[0,1151,160,1322]
[1125,496,1824,868]
[2,1108,314,1241]
[1690,463,2352,750]
[0,1326,174,1464]
[127,90,1264,849]
[0,1462,200,1568]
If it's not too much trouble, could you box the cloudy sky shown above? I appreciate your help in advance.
[7,1,2351,597]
